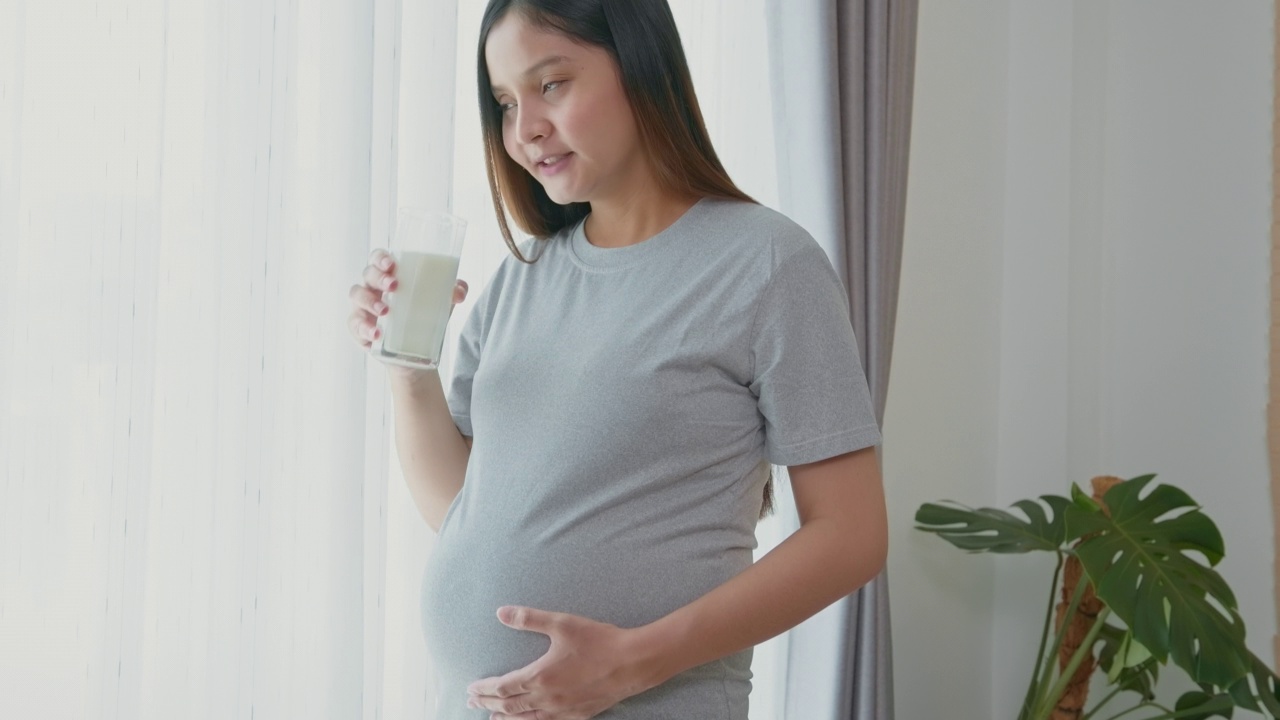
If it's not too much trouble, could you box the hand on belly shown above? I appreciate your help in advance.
[464,605,660,720]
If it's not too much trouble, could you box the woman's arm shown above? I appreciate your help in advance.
[389,371,473,533]
[630,444,888,686]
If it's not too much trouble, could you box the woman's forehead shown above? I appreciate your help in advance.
[483,16,576,69]
[486,15,580,78]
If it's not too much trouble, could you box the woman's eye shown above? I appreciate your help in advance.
[499,102,515,114]
[543,81,562,94]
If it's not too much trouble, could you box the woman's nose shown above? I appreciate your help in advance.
[514,106,550,144]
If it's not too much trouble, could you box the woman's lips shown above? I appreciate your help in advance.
[536,153,573,176]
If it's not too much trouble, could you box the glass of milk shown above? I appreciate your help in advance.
[371,207,467,371]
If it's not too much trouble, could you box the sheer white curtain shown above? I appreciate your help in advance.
[0,1,784,718]
[0,0,416,716]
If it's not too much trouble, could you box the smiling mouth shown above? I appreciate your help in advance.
[536,153,573,172]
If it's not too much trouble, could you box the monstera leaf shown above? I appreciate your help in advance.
[1097,623,1157,700]
[1174,690,1235,719]
[1225,652,1280,716]
[1066,475,1250,688]
[915,495,1071,554]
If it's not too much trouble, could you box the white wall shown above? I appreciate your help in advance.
[887,1,1275,718]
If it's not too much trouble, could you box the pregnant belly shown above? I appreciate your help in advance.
[419,498,751,718]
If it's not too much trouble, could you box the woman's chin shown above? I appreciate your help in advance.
[543,187,583,206]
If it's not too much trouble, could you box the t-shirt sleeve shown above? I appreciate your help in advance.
[749,241,883,466]
[444,256,506,439]
[444,294,483,438]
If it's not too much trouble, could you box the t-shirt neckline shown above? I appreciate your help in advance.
[568,196,710,270]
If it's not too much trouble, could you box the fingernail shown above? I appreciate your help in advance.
[379,256,392,270]
[373,301,386,314]
[383,276,396,291]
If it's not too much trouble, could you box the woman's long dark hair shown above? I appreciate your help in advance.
[477,0,755,251]
[477,0,777,520]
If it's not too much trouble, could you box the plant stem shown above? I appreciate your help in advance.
[1033,607,1112,720]
[1081,684,1126,720]
[1020,553,1066,720]
[1029,567,1090,719]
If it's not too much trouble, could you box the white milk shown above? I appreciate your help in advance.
[382,251,461,361]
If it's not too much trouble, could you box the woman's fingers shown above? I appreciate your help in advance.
[448,280,469,318]
[350,266,467,349]
[347,309,380,346]
[348,282,389,319]
[362,260,397,295]
[368,248,395,272]
[348,253,396,349]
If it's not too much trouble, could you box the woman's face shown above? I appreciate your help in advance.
[485,13,645,206]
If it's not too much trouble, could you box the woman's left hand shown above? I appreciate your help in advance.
[465,605,663,720]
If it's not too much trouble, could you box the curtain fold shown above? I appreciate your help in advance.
[0,1,446,716]
[362,0,403,715]
[764,0,918,718]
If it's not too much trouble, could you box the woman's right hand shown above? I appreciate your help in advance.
[348,248,468,382]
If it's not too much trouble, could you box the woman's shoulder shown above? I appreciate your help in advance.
[697,196,826,271]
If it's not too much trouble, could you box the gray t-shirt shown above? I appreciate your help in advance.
[420,196,882,720]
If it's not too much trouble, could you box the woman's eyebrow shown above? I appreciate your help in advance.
[491,55,571,94]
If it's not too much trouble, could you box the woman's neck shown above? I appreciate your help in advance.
[582,189,702,249]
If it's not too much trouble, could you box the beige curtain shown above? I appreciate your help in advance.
[765,0,918,718]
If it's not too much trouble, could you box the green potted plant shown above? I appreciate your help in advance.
[915,473,1280,720]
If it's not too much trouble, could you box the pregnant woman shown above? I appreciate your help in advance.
[347,1,889,718]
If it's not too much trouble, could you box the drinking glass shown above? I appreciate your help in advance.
[371,207,467,371]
